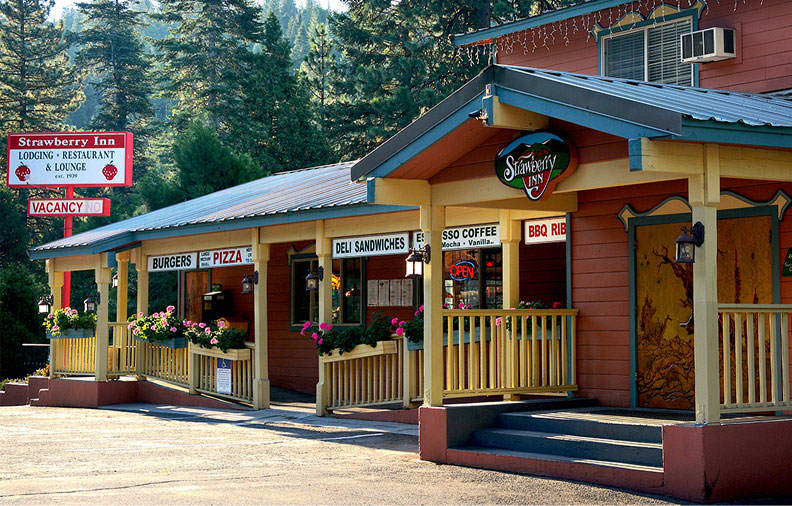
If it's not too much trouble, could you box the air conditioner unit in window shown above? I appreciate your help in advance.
[681,27,736,63]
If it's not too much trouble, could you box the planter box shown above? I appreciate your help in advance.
[46,328,94,339]
[189,342,251,361]
[134,335,187,349]
[320,339,398,363]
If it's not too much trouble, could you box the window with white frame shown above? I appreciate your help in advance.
[602,18,694,86]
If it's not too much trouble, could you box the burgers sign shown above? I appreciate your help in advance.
[494,132,577,201]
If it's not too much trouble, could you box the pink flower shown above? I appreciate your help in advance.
[133,328,139,335]
[192,322,199,327]
[319,322,328,331]
[52,325,60,331]
[47,313,53,319]
[170,327,177,333]
[198,322,206,328]
[553,301,563,309]
[217,320,226,328]
[325,323,333,331]
[205,328,212,334]
[210,337,218,345]
[414,311,419,317]
[300,329,306,337]
[137,312,144,317]
[395,327,404,337]
[312,332,318,341]
[127,323,134,330]
[419,305,424,312]
[391,317,399,326]
[495,317,503,327]
[318,338,323,345]
[399,320,405,327]
[303,321,312,329]
[166,305,175,312]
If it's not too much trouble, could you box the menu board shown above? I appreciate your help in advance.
[367,280,379,306]
[378,280,390,306]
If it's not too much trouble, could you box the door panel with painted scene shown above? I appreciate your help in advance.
[635,215,773,409]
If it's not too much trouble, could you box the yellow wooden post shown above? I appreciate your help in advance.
[423,205,445,407]
[316,220,333,415]
[95,256,111,382]
[47,260,64,378]
[690,143,721,424]
[135,247,148,379]
[500,211,521,400]
[116,253,129,322]
[252,230,270,410]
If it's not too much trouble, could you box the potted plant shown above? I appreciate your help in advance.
[304,313,400,360]
[43,307,97,338]
[185,319,249,360]
[127,306,187,348]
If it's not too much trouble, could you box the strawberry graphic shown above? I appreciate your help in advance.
[15,165,30,182]
[102,164,118,181]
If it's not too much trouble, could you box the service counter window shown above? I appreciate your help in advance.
[443,248,502,309]
[291,257,363,327]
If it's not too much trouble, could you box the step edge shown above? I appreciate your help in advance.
[475,428,664,449]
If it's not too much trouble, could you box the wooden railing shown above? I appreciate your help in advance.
[191,342,255,404]
[140,341,190,387]
[440,309,578,398]
[718,304,792,413]
[51,335,96,376]
[321,338,405,411]
[108,322,136,375]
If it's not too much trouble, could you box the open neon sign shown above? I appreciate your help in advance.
[450,260,477,281]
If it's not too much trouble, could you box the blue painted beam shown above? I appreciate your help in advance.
[677,119,792,149]
[628,138,643,171]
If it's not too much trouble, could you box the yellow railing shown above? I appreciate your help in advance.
[440,309,578,398]
[192,343,255,404]
[140,341,190,387]
[108,322,136,375]
[51,335,96,376]
[718,304,792,413]
[321,338,404,411]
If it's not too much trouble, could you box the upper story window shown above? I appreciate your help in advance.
[602,18,694,86]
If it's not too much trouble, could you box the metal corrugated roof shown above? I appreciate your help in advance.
[32,161,406,256]
[502,66,792,128]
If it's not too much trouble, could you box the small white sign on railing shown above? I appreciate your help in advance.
[216,358,232,395]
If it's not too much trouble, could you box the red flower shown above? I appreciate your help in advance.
[552,301,563,309]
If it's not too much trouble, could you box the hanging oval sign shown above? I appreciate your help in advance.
[494,132,578,201]
[450,260,477,281]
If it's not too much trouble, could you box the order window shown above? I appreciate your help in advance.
[291,257,363,327]
[602,18,693,86]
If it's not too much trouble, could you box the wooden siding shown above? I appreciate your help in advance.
[364,255,417,325]
[496,0,792,93]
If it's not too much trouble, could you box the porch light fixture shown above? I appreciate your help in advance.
[112,273,119,289]
[241,271,258,294]
[305,266,324,292]
[405,245,431,278]
[84,292,100,313]
[675,222,705,263]
[37,294,53,314]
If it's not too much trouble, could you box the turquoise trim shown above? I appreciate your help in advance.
[365,93,485,179]
[677,120,792,149]
[29,204,416,261]
[566,212,574,398]
[627,205,781,408]
[495,87,674,138]
[454,0,641,47]
[628,138,642,171]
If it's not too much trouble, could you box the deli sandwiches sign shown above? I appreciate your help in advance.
[333,233,409,259]
[7,132,133,188]
[495,132,577,201]
[28,198,110,217]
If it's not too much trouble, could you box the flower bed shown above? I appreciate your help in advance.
[184,319,246,353]
[302,312,404,356]
[127,306,188,348]
[43,307,96,338]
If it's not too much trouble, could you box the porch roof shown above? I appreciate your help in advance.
[350,64,792,182]
[30,161,413,259]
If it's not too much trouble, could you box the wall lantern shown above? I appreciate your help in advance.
[241,271,258,294]
[405,245,431,278]
[675,222,705,263]
[38,294,53,314]
[112,273,119,289]
[84,292,100,313]
[305,266,324,292]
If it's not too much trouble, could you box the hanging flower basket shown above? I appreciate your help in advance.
[188,342,250,361]
[46,328,94,339]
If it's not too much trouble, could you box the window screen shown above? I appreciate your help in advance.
[604,30,645,80]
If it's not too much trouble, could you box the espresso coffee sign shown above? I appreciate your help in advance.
[495,132,577,201]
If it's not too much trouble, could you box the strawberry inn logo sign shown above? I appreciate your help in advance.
[494,132,578,201]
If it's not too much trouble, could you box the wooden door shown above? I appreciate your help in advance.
[184,271,209,323]
[634,215,773,409]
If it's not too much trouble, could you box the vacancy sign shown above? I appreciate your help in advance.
[7,132,133,187]
[524,217,567,244]
[199,247,254,268]
[28,198,110,217]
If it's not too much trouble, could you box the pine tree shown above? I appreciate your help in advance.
[0,0,83,132]
[300,22,334,131]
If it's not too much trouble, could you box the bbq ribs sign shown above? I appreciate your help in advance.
[494,132,577,201]
[7,132,133,187]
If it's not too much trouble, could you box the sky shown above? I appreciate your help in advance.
[51,0,347,20]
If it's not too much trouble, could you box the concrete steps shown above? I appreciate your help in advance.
[459,408,664,471]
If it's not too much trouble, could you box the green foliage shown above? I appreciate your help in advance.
[127,305,183,343]
[0,263,44,380]
[185,320,246,352]
[402,307,424,344]
[303,312,398,356]
[42,307,97,336]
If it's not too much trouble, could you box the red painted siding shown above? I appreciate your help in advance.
[495,0,792,93]
[365,255,417,325]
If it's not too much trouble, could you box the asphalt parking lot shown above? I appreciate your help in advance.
[0,404,677,504]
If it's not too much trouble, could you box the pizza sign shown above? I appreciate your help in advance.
[494,132,577,201]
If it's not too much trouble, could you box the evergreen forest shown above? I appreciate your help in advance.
[0,0,561,379]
